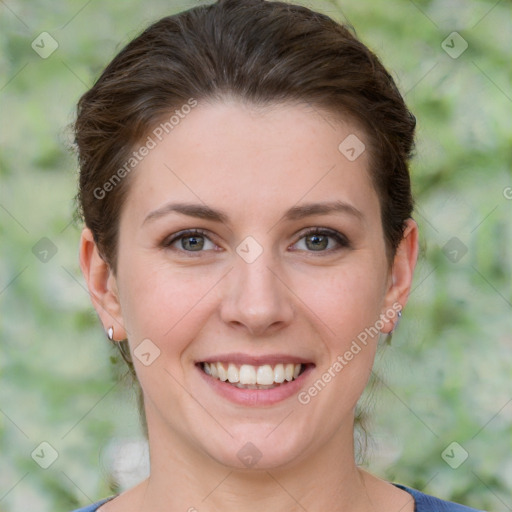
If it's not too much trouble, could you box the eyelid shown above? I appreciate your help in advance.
[291,227,351,251]
[163,228,218,250]
[162,227,350,253]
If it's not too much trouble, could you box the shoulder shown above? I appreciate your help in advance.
[395,484,486,511]
[70,488,486,512]
[69,497,115,512]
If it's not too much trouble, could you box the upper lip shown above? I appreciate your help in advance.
[198,353,314,366]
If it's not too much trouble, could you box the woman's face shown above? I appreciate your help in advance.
[84,100,417,471]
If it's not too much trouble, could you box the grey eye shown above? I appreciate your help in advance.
[294,229,347,252]
[181,235,205,251]
[164,230,217,252]
[305,234,329,251]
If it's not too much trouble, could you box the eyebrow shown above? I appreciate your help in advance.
[283,200,364,222]
[142,202,229,226]
[142,200,364,226]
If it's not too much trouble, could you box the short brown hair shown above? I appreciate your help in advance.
[74,0,416,274]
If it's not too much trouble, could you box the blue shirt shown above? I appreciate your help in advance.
[70,484,484,511]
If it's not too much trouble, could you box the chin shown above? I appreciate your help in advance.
[202,423,312,471]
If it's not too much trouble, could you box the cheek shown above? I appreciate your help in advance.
[117,262,224,408]
[293,263,385,344]
[295,267,384,415]
[117,256,224,348]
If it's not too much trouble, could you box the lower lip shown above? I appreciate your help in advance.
[197,364,314,406]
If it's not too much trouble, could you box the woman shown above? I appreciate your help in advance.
[73,0,482,510]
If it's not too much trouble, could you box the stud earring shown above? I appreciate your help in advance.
[392,310,402,332]
[105,325,133,367]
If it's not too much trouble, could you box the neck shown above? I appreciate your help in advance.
[133,414,373,512]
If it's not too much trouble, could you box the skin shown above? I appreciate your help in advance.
[80,99,418,512]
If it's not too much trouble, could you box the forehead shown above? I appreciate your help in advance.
[121,100,380,229]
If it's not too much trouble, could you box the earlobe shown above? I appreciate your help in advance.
[79,227,127,339]
[380,218,419,334]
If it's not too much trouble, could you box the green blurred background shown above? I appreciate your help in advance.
[1,0,511,510]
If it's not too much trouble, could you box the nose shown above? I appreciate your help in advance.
[219,250,294,337]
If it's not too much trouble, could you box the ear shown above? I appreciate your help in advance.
[379,218,419,334]
[79,227,127,340]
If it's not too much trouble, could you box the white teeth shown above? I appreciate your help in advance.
[239,364,257,385]
[227,363,239,383]
[274,364,285,383]
[256,365,274,385]
[285,363,294,381]
[202,362,304,386]
[217,362,228,381]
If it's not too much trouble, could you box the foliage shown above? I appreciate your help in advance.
[1,0,510,510]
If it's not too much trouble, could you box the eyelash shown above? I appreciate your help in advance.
[162,228,351,254]
[296,227,351,251]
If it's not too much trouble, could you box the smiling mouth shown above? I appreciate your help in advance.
[200,362,308,389]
